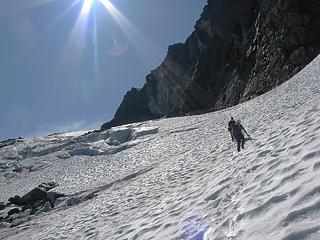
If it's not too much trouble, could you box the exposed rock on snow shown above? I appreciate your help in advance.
[7,208,20,216]
[0,183,67,228]
[0,138,24,149]
[7,182,60,207]
[0,202,5,210]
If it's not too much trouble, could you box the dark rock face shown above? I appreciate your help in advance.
[8,196,21,205]
[19,188,48,205]
[101,87,157,130]
[102,0,320,129]
[240,0,320,103]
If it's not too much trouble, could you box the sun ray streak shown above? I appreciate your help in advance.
[98,1,198,108]
[81,0,94,16]
[43,0,81,33]
[99,0,161,63]
[51,0,92,93]
[93,13,100,82]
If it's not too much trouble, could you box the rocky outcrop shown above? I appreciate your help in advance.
[7,182,62,208]
[101,0,320,129]
[1,182,66,228]
[101,87,156,130]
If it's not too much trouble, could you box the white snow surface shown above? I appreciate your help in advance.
[1,55,320,239]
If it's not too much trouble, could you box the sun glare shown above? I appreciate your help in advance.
[29,0,160,87]
[81,0,113,16]
[100,0,113,12]
[81,0,94,16]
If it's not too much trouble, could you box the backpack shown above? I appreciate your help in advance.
[233,124,242,135]
[228,120,236,130]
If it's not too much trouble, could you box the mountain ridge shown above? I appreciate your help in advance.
[102,0,320,130]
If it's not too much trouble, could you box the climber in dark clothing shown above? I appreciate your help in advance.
[233,120,250,152]
[228,117,236,141]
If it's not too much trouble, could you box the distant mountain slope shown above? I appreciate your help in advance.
[101,0,320,130]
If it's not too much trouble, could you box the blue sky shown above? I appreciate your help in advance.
[0,0,207,140]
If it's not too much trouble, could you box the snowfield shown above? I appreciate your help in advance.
[1,55,320,240]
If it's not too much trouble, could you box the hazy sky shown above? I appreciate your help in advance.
[0,0,207,140]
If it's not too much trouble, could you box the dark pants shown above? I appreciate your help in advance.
[228,128,234,141]
[235,133,245,152]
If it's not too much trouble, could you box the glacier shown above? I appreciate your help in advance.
[0,55,320,239]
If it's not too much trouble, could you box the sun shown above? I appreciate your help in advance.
[81,0,114,16]
[81,0,95,15]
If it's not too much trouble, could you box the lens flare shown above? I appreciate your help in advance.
[99,0,161,63]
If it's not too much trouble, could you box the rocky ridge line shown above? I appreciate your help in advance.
[101,0,320,130]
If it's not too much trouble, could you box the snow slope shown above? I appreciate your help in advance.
[0,55,320,239]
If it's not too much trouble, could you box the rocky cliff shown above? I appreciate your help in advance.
[101,0,320,130]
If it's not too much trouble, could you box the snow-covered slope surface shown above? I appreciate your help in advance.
[1,55,320,239]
